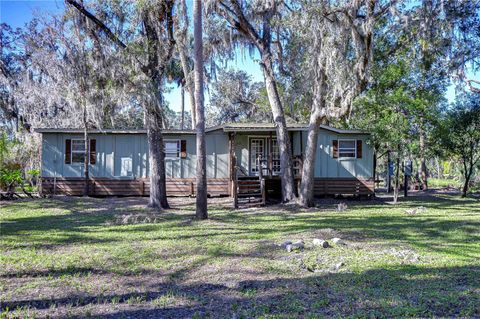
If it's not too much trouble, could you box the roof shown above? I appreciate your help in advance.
[34,123,368,135]
[222,123,368,134]
[34,128,196,134]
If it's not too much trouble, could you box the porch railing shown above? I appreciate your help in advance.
[293,156,303,178]
[231,154,303,208]
[257,155,303,178]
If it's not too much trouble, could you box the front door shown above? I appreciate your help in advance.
[249,138,265,176]
[271,139,281,175]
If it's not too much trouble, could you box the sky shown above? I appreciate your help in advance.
[0,0,263,113]
[1,0,476,113]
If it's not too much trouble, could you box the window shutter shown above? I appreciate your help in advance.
[332,140,338,158]
[180,140,187,158]
[90,139,97,164]
[356,140,362,159]
[65,139,71,164]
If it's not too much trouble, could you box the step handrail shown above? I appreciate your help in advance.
[257,155,266,206]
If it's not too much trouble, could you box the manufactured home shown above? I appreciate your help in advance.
[36,123,374,204]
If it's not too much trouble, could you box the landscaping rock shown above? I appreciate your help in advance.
[122,215,131,224]
[331,238,346,245]
[280,240,293,248]
[293,240,305,247]
[286,240,304,252]
[405,208,417,215]
[312,239,329,248]
[406,206,427,215]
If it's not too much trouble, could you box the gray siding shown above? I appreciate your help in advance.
[232,130,373,179]
[296,129,373,178]
[234,132,273,175]
[41,128,373,180]
[41,132,229,179]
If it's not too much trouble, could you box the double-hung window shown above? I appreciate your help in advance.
[71,139,86,163]
[338,140,356,158]
[165,140,180,159]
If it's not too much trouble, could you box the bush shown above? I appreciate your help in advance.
[0,130,41,195]
[0,163,23,192]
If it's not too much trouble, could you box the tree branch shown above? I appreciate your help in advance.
[65,0,127,49]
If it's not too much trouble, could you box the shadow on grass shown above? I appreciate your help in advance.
[2,265,479,318]
[1,193,479,259]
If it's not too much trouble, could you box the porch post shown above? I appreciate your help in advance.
[229,132,236,196]
[269,131,273,178]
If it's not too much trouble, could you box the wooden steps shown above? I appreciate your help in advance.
[235,176,265,208]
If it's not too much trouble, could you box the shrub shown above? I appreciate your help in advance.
[0,163,23,192]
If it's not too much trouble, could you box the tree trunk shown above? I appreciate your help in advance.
[373,147,377,193]
[146,78,169,209]
[83,103,89,197]
[387,150,392,193]
[146,104,169,209]
[461,162,473,198]
[180,85,185,130]
[436,157,441,179]
[393,152,400,204]
[461,176,469,198]
[298,58,327,207]
[419,125,428,190]
[194,0,207,219]
[298,117,321,207]
[260,55,295,202]
[178,46,196,129]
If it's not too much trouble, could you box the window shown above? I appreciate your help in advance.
[120,157,133,176]
[249,138,265,175]
[71,139,86,163]
[165,140,180,159]
[338,140,356,158]
[271,139,280,175]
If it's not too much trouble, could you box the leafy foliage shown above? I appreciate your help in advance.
[208,69,269,125]
[0,163,22,191]
[434,93,480,195]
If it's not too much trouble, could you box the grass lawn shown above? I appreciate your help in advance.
[1,191,479,318]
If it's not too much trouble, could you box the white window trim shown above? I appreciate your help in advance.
[164,139,180,159]
[338,139,357,159]
[270,138,281,175]
[71,139,87,164]
[248,137,266,176]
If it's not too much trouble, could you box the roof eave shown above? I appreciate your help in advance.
[34,128,197,134]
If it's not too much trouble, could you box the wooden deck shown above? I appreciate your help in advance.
[267,177,374,197]
[310,178,374,196]
[41,176,373,199]
[41,177,230,197]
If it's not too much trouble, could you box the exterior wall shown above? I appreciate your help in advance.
[41,132,229,179]
[233,130,373,179]
[206,130,229,178]
[233,132,274,175]
[41,128,373,182]
[293,129,373,179]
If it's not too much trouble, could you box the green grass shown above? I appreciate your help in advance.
[1,194,479,318]
[428,178,462,189]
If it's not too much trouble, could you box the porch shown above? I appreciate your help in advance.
[227,131,374,207]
